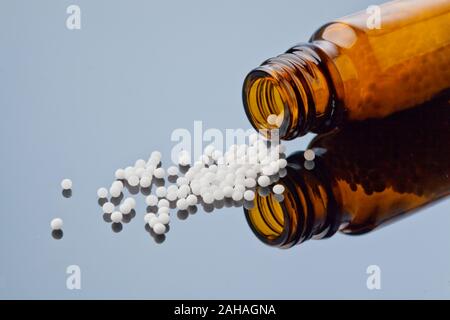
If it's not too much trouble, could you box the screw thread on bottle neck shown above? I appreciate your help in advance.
[243,43,336,140]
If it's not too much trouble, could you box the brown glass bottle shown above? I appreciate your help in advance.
[243,0,450,140]
[244,95,450,248]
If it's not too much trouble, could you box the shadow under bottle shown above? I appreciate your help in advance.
[245,95,450,248]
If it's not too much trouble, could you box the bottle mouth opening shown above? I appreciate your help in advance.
[242,70,294,140]
[244,179,302,248]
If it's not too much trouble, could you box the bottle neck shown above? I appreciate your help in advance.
[242,43,338,140]
[244,151,342,248]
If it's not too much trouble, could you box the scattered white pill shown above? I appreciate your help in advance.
[127,175,139,187]
[50,218,63,230]
[186,194,198,206]
[202,193,214,204]
[139,176,152,188]
[153,223,166,235]
[244,190,255,201]
[273,184,285,195]
[158,199,170,208]
[304,149,316,161]
[109,185,121,198]
[102,202,114,214]
[115,169,126,180]
[158,213,170,225]
[267,114,279,126]
[158,207,170,215]
[145,195,158,206]
[123,197,136,209]
[119,202,132,214]
[144,213,156,223]
[148,216,159,228]
[111,211,123,223]
[153,167,165,179]
[61,179,72,190]
[156,186,167,198]
[232,190,244,201]
[257,175,270,187]
[135,159,146,168]
[97,187,108,198]
[167,166,179,176]
[176,198,188,210]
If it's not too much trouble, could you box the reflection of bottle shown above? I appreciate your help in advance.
[245,95,450,248]
[242,0,450,140]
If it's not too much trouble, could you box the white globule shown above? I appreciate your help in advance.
[273,184,285,195]
[115,169,126,180]
[153,223,166,235]
[158,213,170,225]
[244,190,255,201]
[176,198,188,210]
[257,175,270,187]
[61,179,72,190]
[119,202,132,214]
[148,216,159,228]
[158,199,170,208]
[135,159,146,168]
[127,175,139,187]
[97,187,108,198]
[155,186,167,198]
[124,197,136,209]
[158,207,170,215]
[50,218,63,230]
[109,186,121,198]
[153,167,165,179]
[145,195,158,206]
[167,166,179,176]
[144,213,156,223]
[186,194,198,206]
[139,176,152,188]
[102,202,114,214]
[111,211,123,223]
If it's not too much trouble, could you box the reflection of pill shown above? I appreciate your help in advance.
[61,179,72,190]
[50,218,63,230]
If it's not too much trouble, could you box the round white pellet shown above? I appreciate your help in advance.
[135,167,145,178]
[158,207,170,215]
[135,159,146,168]
[158,213,170,225]
[123,197,136,209]
[155,186,167,198]
[111,211,123,223]
[124,166,135,179]
[304,149,316,161]
[202,193,214,204]
[186,194,198,206]
[148,216,159,228]
[278,158,287,169]
[153,167,165,179]
[61,179,72,190]
[115,169,126,180]
[127,175,139,187]
[223,186,234,198]
[158,198,170,208]
[232,190,244,201]
[144,213,156,223]
[109,186,121,198]
[244,178,256,188]
[213,189,224,201]
[119,202,132,214]
[167,166,179,176]
[112,180,124,190]
[153,223,166,235]
[273,184,285,195]
[176,198,188,210]
[102,202,114,214]
[139,176,152,188]
[50,218,63,230]
[97,187,108,198]
[145,195,158,206]
[166,190,178,201]
[178,151,191,166]
[244,190,255,201]
[257,175,270,187]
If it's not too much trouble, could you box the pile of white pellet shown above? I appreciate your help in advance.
[96,132,287,236]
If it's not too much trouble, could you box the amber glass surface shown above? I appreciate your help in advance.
[245,95,450,248]
[243,0,450,139]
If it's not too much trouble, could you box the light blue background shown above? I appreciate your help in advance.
[0,0,449,299]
